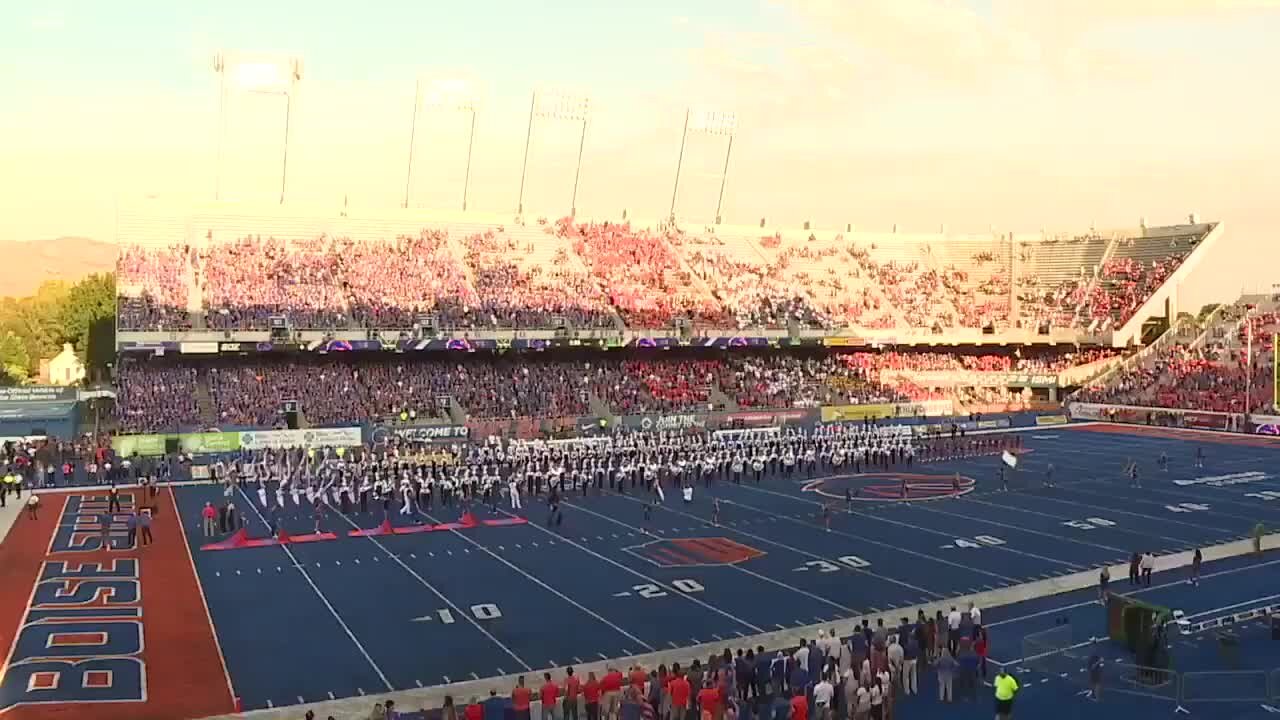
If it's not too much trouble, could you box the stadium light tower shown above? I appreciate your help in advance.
[404,78,478,210]
[669,106,737,223]
[213,52,303,204]
[517,90,590,216]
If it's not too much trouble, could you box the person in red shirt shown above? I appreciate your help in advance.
[697,681,721,720]
[512,676,533,720]
[974,628,990,680]
[465,697,484,720]
[789,691,808,720]
[583,671,601,720]
[563,666,582,720]
[629,664,647,691]
[601,666,624,720]
[668,670,692,720]
[541,673,561,720]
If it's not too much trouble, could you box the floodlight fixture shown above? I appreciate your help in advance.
[518,89,591,216]
[213,52,304,204]
[670,105,738,223]
[404,77,480,210]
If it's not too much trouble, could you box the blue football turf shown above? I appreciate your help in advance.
[170,424,1280,714]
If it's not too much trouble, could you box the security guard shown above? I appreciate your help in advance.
[994,667,1019,718]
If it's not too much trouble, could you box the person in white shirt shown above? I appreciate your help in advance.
[947,606,962,655]
[854,683,871,720]
[811,676,834,720]
[968,602,982,633]
[793,639,810,674]
[508,477,521,510]
[1140,552,1155,587]
[886,637,904,686]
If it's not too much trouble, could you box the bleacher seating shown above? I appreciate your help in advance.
[115,214,1209,334]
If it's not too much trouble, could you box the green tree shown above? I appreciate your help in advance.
[0,331,30,385]
[57,273,116,362]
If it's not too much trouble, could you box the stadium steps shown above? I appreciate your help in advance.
[194,369,218,427]
[709,384,738,412]
[586,391,613,420]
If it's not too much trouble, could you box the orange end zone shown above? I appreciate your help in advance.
[0,489,235,720]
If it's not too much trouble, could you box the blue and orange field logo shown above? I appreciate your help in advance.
[0,559,147,712]
[802,472,976,502]
[625,538,765,567]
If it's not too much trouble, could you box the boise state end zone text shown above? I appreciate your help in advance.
[1,494,146,712]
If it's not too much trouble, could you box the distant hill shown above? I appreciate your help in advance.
[0,237,115,299]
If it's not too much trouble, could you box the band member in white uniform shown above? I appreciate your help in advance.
[508,476,522,510]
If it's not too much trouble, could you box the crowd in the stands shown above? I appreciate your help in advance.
[115,220,1198,333]
[1076,305,1280,414]
[114,347,1106,433]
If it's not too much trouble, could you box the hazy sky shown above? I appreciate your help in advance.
[1,0,1278,262]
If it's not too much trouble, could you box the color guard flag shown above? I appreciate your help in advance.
[1002,451,1018,469]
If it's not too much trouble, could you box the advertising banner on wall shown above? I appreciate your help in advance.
[721,409,818,428]
[1035,414,1069,426]
[112,434,168,457]
[820,404,895,423]
[372,425,470,444]
[621,413,709,432]
[182,432,241,454]
[237,427,363,450]
[0,386,78,402]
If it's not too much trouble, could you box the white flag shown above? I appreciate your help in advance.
[1002,451,1018,469]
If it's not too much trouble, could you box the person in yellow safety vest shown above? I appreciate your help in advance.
[993,667,1019,719]
[0,473,12,507]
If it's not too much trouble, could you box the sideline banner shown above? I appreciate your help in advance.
[1035,414,1069,426]
[721,409,817,427]
[111,432,240,457]
[622,413,709,432]
[820,404,895,423]
[372,425,470,444]
[237,427,362,450]
[112,434,168,457]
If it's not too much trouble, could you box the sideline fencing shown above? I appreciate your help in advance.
[1180,670,1270,705]
[1020,625,1092,678]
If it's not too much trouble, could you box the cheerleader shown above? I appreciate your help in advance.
[256,482,268,508]
[290,480,302,507]
[275,480,287,510]
[731,454,744,485]
[751,456,765,484]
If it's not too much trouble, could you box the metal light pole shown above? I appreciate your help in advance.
[715,133,734,224]
[404,79,421,208]
[462,106,476,211]
[517,91,535,215]
[669,108,690,221]
[570,110,587,217]
[213,54,226,202]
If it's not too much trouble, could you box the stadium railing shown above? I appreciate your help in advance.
[1179,670,1271,706]
[1102,662,1180,703]
[1020,625,1090,679]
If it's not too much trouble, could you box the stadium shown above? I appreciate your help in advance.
[5,11,1280,720]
